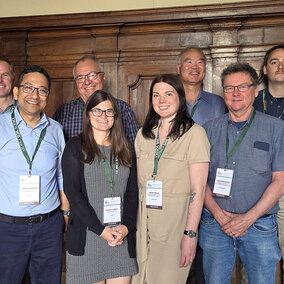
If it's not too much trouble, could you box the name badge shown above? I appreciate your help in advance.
[213,168,234,198]
[19,175,40,205]
[146,180,162,209]
[103,197,121,226]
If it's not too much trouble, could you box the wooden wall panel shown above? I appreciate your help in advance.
[0,0,283,125]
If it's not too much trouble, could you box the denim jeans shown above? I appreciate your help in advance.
[199,208,281,284]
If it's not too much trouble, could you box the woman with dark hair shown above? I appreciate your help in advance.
[132,74,210,284]
[62,90,138,284]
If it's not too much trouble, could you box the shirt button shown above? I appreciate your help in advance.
[236,131,239,134]
[232,161,236,165]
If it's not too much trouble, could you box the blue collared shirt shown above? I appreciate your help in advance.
[254,88,284,121]
[186,89,226,125]
[53,97,139,143]
[203,109,284,214]
[0,107,65,216]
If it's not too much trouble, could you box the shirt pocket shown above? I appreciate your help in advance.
[249,143,271,173]
[161,152,189,196]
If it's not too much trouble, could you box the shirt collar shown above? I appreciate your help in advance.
[227,107,255,129]
[197,89,210,103]
[14,106,48,128]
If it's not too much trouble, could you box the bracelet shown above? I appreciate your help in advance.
[61,209,70,216]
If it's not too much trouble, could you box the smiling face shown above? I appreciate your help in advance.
[177,48,206,86]
[0,61,13,99]
[263,48,284,85]
[223,72,258,121]
[13,72,48,122]
[89,100,114,135]
[75,59,105,103]
[152,82,180,122]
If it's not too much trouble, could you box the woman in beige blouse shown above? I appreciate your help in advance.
[132,74,210,284]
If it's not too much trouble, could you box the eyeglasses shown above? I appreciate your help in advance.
[75,71,104,83]
[18,84,49,97]
[91,108,115,117]
[223,83,254,93]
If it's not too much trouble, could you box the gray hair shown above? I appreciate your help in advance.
[176,46,206,66]
[72,55,104,79]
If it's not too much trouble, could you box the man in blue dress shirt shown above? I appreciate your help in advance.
[53,55,139,143]
[0,65,69,284]
[177,47,225,125]
[253,45,284,272]
[177,47,226,283]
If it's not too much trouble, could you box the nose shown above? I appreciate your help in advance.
[100,110,108,118]
[279,61,284,70]
[31,88,40,98]
[159,96,166,103]
[84,76,91,85]
[232,86,240,96]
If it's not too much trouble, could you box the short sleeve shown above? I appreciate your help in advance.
[186,124,210,164]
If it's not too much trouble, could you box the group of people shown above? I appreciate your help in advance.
[0,44,283,284]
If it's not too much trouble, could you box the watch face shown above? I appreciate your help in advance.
[185,230,196,238]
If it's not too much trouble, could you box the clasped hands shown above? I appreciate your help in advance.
[100,225,129,247]
[215,209,254,238]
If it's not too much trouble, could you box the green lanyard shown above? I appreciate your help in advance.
[225,110,256,168]
[101,158,119,195]
[190,100,199,118]
[78,98,85,111]
[262,89,284,119]
[11,110,47,175]
[152,125,169,178]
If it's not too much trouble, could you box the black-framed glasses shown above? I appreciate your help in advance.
[75,71,104,83]
[18,84,49,97]
[223,83,254,93]
[91,108,115,117]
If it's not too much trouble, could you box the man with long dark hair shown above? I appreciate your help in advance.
[253,45,284,272]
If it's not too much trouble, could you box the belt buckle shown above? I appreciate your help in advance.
[27,215,43,224]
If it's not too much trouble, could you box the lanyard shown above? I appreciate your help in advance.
[262,89,284,119]
[11,110,47,175]
[190,100,199,118]
[152,125,169,178]
[225,110,256,168]
[78,98,85,111]
[101,158,119,195]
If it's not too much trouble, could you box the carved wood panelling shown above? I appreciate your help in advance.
[0,0,283,126]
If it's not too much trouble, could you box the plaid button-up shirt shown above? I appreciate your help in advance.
[53,97,139,143]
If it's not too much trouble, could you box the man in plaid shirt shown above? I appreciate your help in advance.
[53,55,139,143]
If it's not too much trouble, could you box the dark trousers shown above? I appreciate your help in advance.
[0,211,63,284]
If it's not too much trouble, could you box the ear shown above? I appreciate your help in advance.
[254,86,259,98]
[13,86,19,100]
[177,64,181,75]
[263,65,267,75]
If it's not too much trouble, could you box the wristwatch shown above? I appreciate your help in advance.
[61,209,70,217]
[184,230,197,238]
